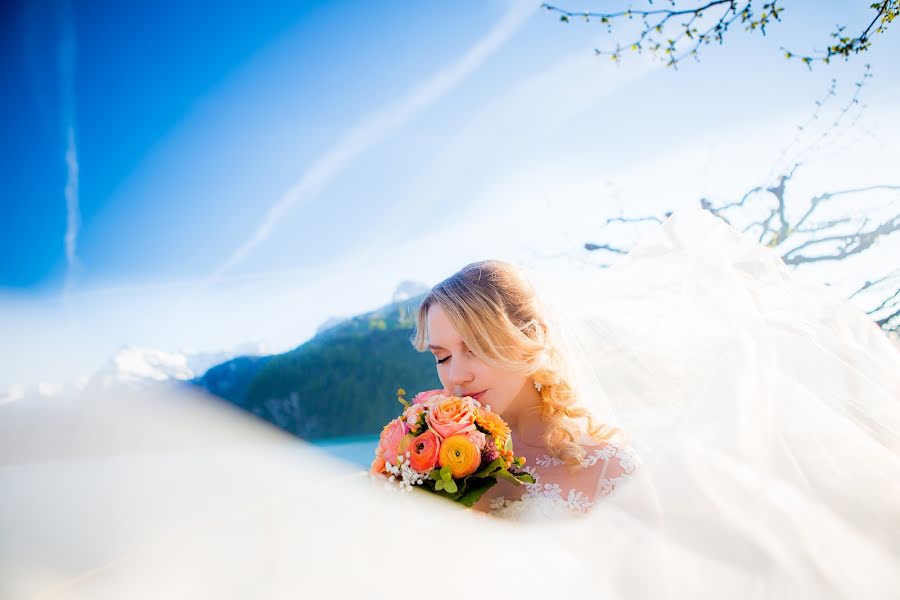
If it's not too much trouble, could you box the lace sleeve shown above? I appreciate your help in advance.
[487,441,643,520]
[583,442,642,501]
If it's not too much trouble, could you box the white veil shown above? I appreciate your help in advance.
[518,206,900,595]
[3,207,900,599]
[522,206,900,452]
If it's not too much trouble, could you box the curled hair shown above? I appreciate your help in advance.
[410,259,623,473]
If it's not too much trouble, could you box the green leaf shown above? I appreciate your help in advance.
[469,457,504,480]
[457,478,498,507]
[444,478,458,494]
[495,468,525,486]
[517,472,537,484]
[504,437,513,452]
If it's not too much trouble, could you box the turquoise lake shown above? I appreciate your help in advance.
[312,434,380,469]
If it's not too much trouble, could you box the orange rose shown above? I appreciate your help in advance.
[427,395,477,439]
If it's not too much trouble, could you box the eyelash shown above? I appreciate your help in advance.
[435,349,474,365]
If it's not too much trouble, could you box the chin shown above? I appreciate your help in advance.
[487,399,510,415]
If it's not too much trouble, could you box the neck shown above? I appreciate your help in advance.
[502,381,547,450]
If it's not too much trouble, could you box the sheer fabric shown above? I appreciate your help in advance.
[3,207,900,599]
[483,440,643,521]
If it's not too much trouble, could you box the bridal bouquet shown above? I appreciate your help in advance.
[370,387,535,507]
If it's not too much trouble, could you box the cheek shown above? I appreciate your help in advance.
[435,364,449,385]
[478,367,511,394]
[492,371,527,398]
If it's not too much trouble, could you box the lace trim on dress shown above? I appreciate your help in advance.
[487,443,642,519]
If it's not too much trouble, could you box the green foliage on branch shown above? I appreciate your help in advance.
[541,1,897,70]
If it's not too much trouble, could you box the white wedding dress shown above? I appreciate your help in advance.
[2,207,899,599]
[483,439,643,520]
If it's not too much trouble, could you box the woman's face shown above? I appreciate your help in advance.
[426,303,530,417]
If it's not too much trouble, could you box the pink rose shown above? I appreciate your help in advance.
[412,388,447,405]
[427,396,477,439]
[370,453,386,475]
[466,430,487,451]
[379,417,409,465]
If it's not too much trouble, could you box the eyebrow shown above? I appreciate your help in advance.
[428,341,467,351]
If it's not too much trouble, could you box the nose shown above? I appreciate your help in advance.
[446,357,474,394]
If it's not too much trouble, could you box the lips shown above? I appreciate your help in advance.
[466,390,486,401]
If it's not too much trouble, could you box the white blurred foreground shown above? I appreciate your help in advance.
[2,208,900,599]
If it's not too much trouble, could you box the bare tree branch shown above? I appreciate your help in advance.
[780,213,900,265]
[587,170,900,334]
[849,267,900,300]
[584,242,629,254]
[605,214,669,225]
[875,306,900,330]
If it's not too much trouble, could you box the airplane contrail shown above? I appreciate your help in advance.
[60,0,82,302]
[201,2,537,289]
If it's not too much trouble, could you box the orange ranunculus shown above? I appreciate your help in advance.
[438,434,482,478]
[427,395,477,439]
[408,429,441,472]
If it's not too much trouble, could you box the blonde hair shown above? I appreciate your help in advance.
[411,259,623,473]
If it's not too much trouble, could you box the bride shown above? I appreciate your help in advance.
[401,257,642,519]
[369,205,900,594]
[5,206,900,599]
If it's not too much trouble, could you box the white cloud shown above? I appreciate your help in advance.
[0,384,25,405]
[37,381,64,397]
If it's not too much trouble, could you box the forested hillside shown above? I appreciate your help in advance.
[191,292,441,440]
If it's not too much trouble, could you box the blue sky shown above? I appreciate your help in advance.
[2,0,899,390]
[4,0,468,289]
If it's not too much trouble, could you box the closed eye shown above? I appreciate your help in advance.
[435,348,475,365]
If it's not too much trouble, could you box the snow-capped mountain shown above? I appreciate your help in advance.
[90,346,194,387]
[0,342,271,404]
[88,342,270,389]
[313,279,429,337]
[391,280,429,303]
